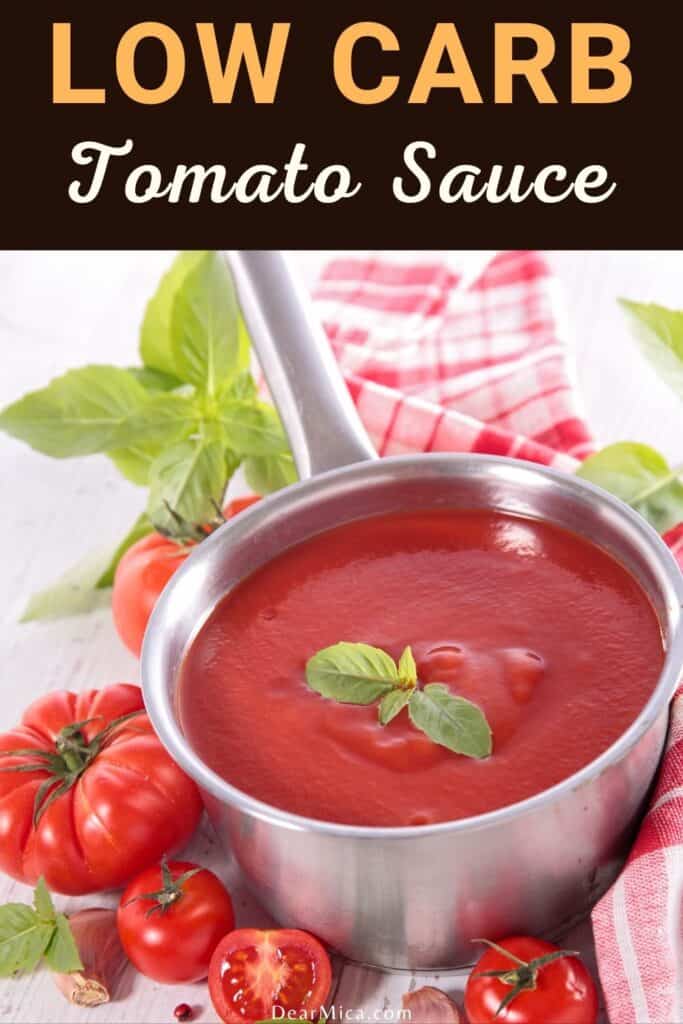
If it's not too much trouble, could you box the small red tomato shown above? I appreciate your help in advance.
[208,928,332,1023]
[112,533,190,656]
[117,860,235,984]
[112,494,261,656]
[465,937,599,1024]
[223,494,262,518]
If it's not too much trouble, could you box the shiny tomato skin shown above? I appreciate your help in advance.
[465,936,599,1024]
[112,533,192,657]
[117,861,235,984]
[208,927,332,1023]
[224,494,262,518]
[0,685,203,894]
[112,495,261,657]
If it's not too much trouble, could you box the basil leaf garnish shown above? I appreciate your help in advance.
[577,442,683,533]
[0,367,196,460]
[378,688,413,726]
[306,642,399,704]
[0,251,300,621]
[170,251,248,395]
[0,878,82,978]
[218,400,290,457]
[140,250,209,379]
[244,452,298,494]
[408,684,492,759]
[620,299,683,403]
[306,642,493,759]
[147,438,228,535]
[398,645,417,687]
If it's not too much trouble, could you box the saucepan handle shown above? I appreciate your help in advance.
[225,251,377,480]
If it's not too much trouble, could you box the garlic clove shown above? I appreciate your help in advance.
[402,985,462,1023]
[52,908,127,1007]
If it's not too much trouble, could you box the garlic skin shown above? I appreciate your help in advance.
[52,908,127,1007]
[402,985,462,1023]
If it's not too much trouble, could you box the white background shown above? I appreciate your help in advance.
[0,250,681,1022]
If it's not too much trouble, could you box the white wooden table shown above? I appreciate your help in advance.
[0,250,681,1023]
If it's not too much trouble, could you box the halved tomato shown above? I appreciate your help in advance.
[208,928,332,1023]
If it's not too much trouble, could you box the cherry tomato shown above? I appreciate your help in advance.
[0,685,202,894]
[117,859,235,984]
[208,928,332,1023]
[112,494,261,656]
[464,937,599,1024]
[223,495,262,518]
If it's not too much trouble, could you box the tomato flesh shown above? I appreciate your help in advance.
[209,929,332,1023]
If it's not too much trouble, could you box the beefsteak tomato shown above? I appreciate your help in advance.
[0,684,202,894]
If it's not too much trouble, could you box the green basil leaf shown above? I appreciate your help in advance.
[43,914,83,974]
[0,366,152,458]
[0,367,196,460]
[140,251,209,378]
[244,453,298,495]
[0,904,53,977]
[21,545,117,622]
[620,299,683,402]
[398,645,417,687]
[128,366,185,392]
[147,438,228,536]
[95,513,154,589]
[171,252,248,395]
[32,879,55,924]
[218,401,290,457]
[226,367,258,402]
[409,684,492,759]
[306,642,399,704]
[107,443,163,486]
[378,687,414,726]
[21,514,153,620]
[577,442,683,533]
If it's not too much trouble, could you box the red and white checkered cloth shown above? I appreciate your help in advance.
[312,250,683,1024]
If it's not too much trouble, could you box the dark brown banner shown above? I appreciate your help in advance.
[3,3,681,247]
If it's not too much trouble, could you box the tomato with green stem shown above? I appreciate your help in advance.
[464,937,599,1024]
[112,494,261,656]
[117,859,235,984]
[208,928,332,1023]
[0,685,202,894]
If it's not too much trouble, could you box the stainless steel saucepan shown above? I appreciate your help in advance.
[142,251,683,969]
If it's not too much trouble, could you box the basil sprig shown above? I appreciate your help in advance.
[575,299,683,534]
[0,878,82,977]
[306,642,492,759]
[577,442,683,533]
[0,251,297,620]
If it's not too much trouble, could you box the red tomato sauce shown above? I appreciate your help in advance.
[178,510,663,827]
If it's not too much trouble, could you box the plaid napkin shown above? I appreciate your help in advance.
[312,250,683,1024]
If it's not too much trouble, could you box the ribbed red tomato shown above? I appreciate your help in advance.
[208,928,332,1023]
[112,494,261,656]
[0,685,203,894]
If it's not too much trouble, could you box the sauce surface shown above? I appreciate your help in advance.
[179,510,663,827]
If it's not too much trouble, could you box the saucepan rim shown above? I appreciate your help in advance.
[142,453,683,840]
